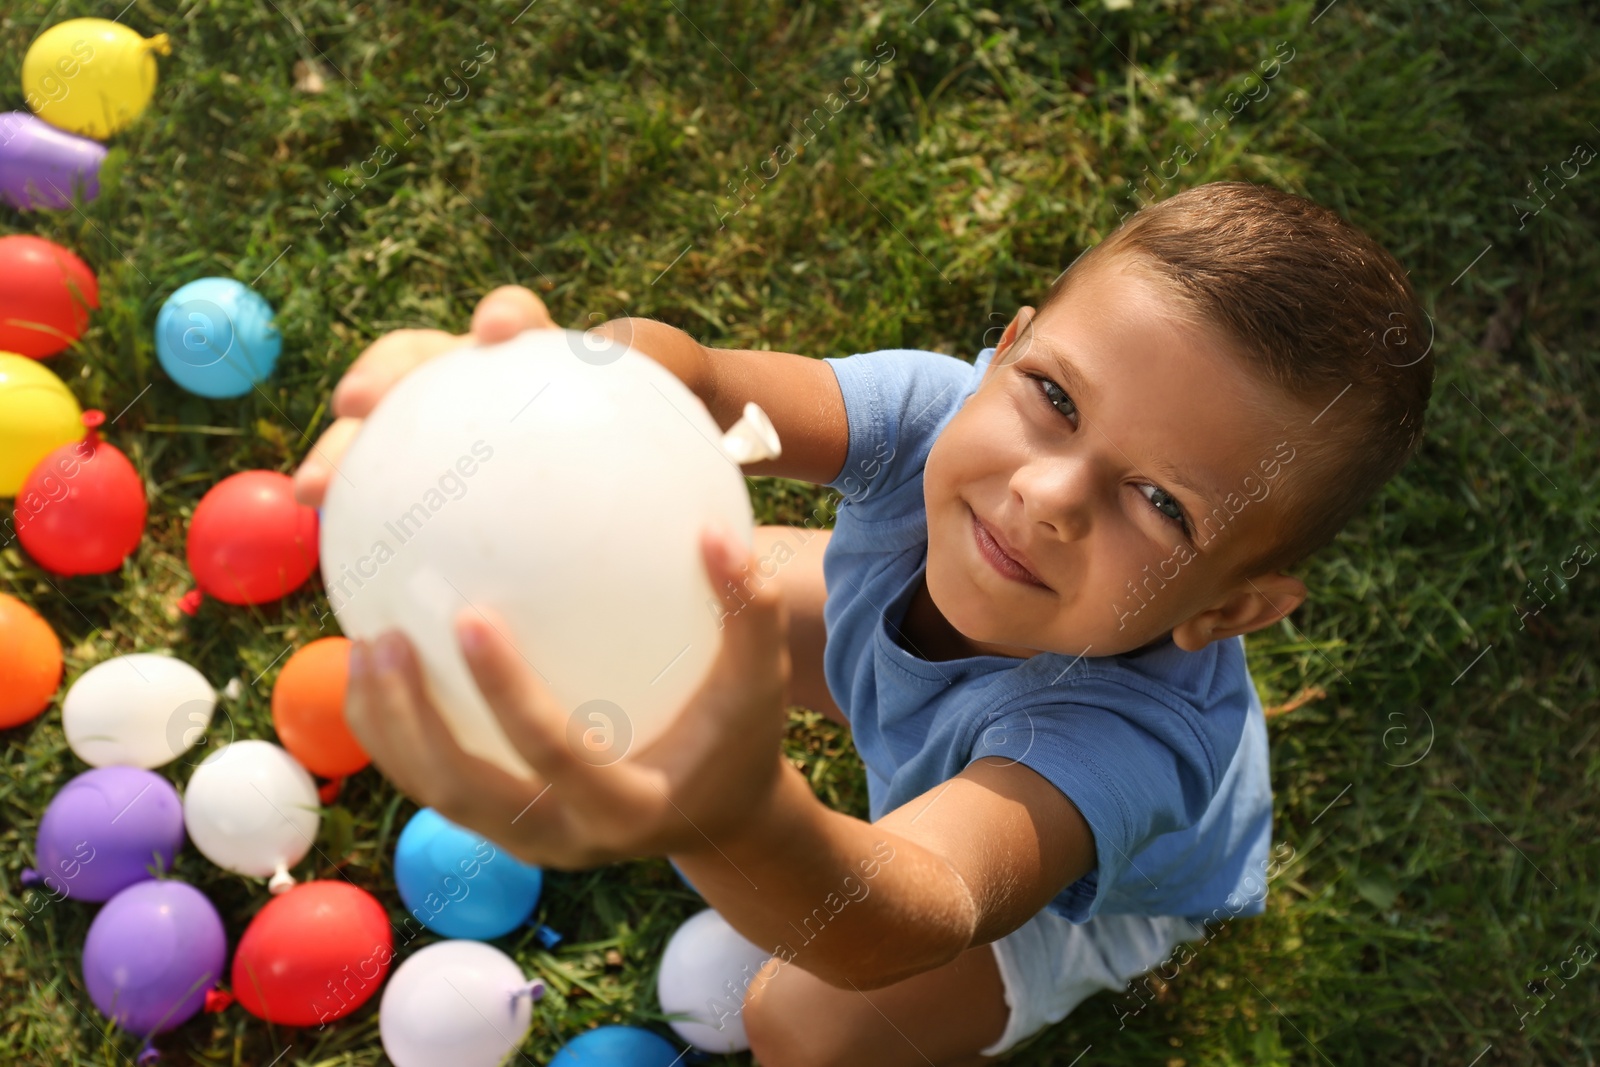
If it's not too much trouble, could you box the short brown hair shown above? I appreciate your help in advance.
[1035,181,1433,578]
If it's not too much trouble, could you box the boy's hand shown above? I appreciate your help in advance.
[342,522,792,869]
[292,285,556,509]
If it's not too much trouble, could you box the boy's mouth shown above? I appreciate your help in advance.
[971,508,1050,590]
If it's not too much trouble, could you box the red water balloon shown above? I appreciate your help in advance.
[231,881,393,1027]
[184,471,318,612]
[0,234,98,358]
[14,410,146,576]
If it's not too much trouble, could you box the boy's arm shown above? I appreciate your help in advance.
[618,318,1092,983]
[670,753,1096,991]
[595,318,849,486]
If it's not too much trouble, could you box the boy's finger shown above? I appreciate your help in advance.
[362,631,478,809]
[343,638,426,801]
[350,644,567,856]
[290,460,329,511]
[700,524,789,699]
[470,285,556,343]
[455,608,660,815]
[292,416,361,507]
[334,329,462,417]
[455,609,582,780]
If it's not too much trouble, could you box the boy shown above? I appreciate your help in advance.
[293,181,1432,1065]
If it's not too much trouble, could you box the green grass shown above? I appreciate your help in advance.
[3,0,1597,1062]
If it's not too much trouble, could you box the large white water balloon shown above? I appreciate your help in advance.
[318,328,779,778]
[380,939,544,1067]
[183,740,319,892]
[63,653,216,769]
[657,908,775,1052]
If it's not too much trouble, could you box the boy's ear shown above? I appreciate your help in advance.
[991,306,1037,366]
[1170,571,1307,652]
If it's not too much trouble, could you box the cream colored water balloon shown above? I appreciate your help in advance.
[318,328,779,778]
[62,653,215,769]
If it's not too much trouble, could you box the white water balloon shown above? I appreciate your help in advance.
[183,740,319,892]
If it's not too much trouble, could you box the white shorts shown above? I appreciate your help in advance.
[982,910,1206,1057]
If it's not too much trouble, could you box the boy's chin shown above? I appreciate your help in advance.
[937,594,1055,657]
[957,600,1170,659]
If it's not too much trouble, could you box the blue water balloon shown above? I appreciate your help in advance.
[394,807,543,940]
[154,277,282,398]
[550,1026,686,1066]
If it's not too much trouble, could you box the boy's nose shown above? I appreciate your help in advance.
[1011,456,1096,542]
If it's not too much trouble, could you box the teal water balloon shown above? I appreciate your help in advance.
[154,277,281,398]
[394,807,543,939]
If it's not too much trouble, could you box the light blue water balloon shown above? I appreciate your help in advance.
[394,807,543,940]
[154,277,281,398]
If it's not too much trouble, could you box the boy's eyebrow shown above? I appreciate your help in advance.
[1042,343,1227,519]
[1043,343,1094,406]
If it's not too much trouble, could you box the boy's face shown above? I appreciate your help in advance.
[923,254,1310,659]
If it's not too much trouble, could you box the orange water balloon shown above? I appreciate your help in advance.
[271,637,366,778]
[0,592,63,728]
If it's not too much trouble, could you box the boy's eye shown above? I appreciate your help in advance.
[1030,373,1078,423]
[1142,485,1186,526]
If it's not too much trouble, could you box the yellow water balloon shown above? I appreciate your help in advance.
[22,19,171,141]
[0,352,82,496]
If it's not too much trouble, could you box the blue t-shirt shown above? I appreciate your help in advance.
[820,346,1274,925]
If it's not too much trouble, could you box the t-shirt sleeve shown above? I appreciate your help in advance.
[969,688,1238,922]
[822,348,979,505]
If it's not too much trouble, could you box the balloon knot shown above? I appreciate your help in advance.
[267,868,296,895]
[513,979,547,1004]
[19,868,41,889]
[203,988,234,1013]
[531,923,563,949]
[177,589,203,616]
[81,409,105,448]
[147,33,173,56]
[317,777,344,805]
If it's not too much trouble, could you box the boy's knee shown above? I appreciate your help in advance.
[741,959,801,1065]
[742,958,856,1067]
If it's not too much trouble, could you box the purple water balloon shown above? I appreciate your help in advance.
[24,766,185,902]
[83,880,228,1037]
[0,111,107,211]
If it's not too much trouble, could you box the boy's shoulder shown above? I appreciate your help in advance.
[987,631,1255,774]
[978,634,1269,920]
[1089,629,1251,722]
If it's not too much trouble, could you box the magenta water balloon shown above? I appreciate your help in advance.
[82,880,227,1036]
[0,111,107,211]
[24,766,184,902]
